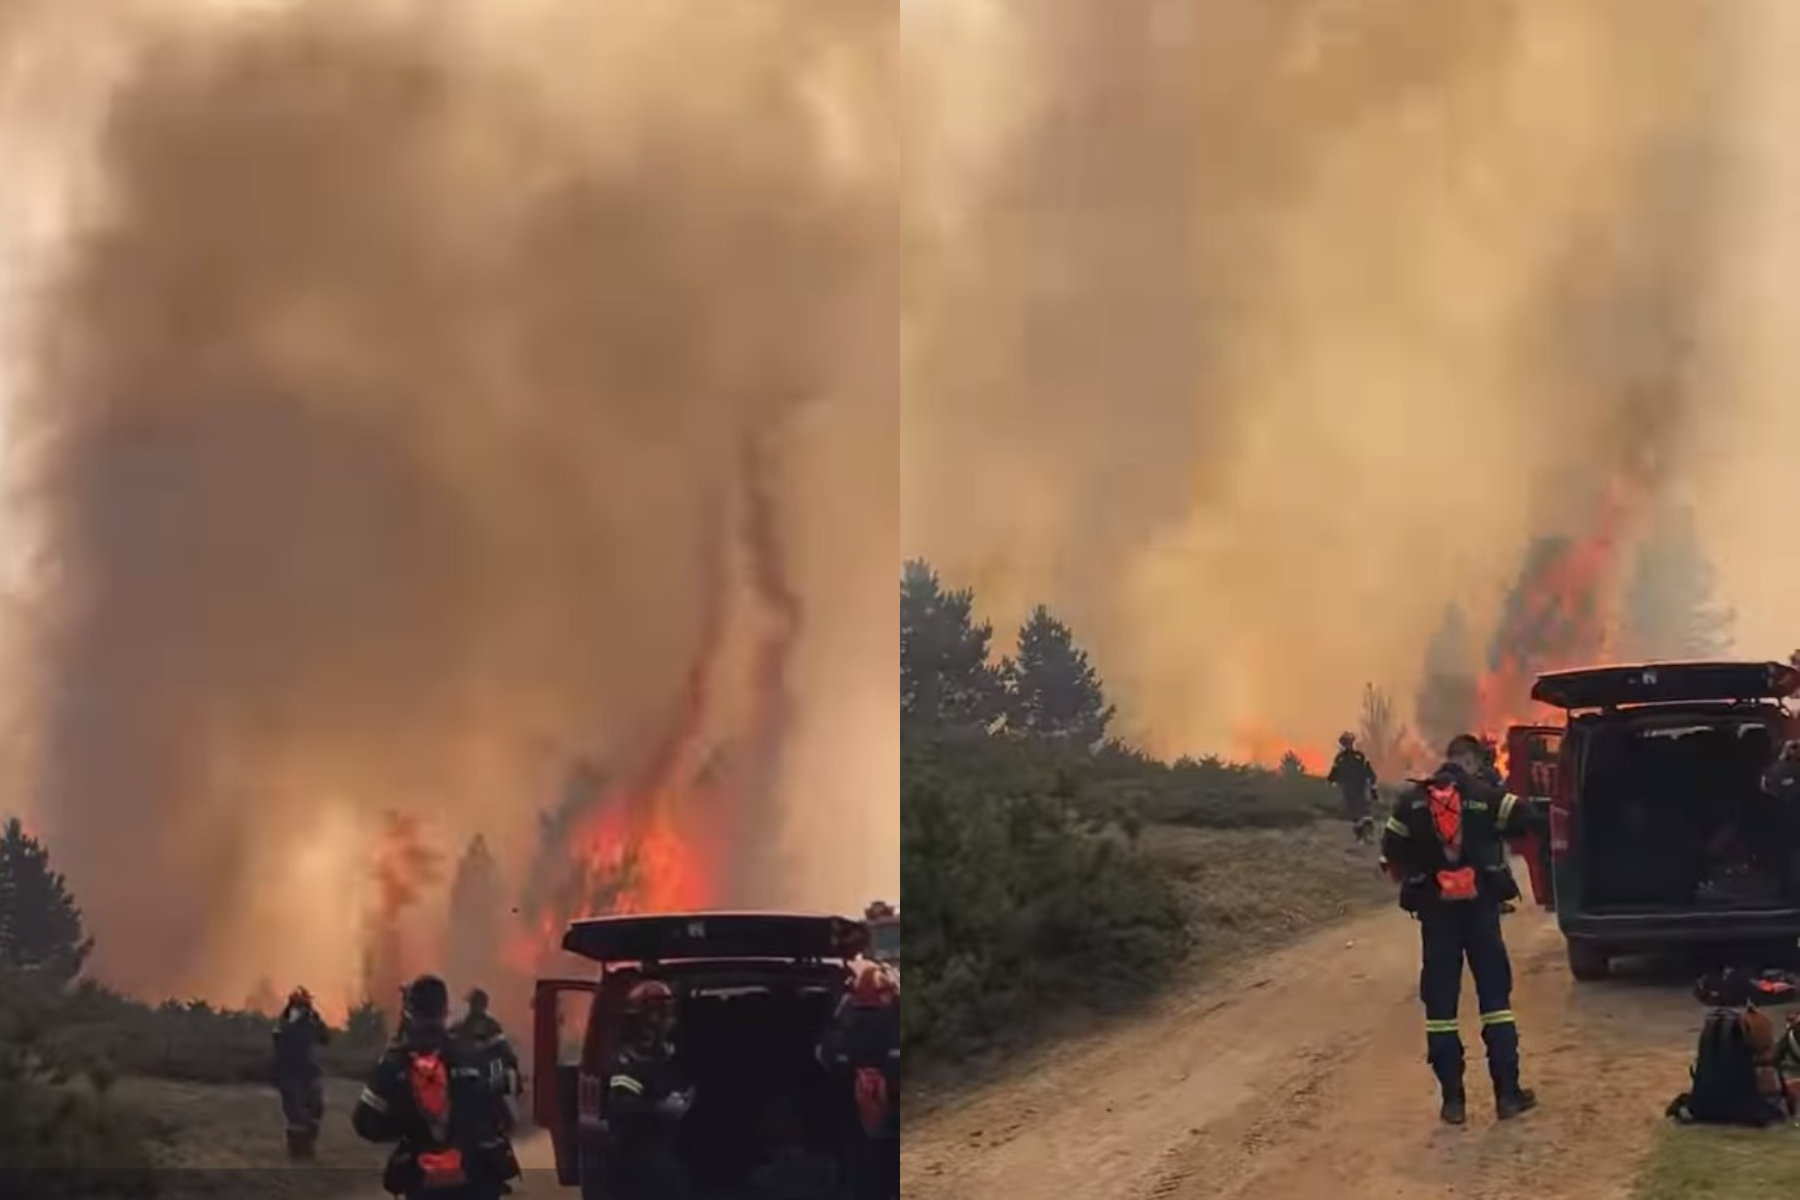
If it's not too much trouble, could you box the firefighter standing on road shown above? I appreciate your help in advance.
[450,988,521,1135]
[352,974,520,1200]
[600,979,695,1200]
[272,986,330,1160]
[1381,733,1539,1125]
[1328,732,1378,843]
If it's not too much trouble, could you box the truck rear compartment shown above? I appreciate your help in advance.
[1578,714,1799,912]
[583,977,853,1197]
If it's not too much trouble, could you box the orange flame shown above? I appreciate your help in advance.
[503,445,799,982]
[1473,488,1639,740]
[1230,722,1330,774]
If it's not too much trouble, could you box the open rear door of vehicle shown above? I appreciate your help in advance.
[1504,724,1564,908]
[560,910,866,965]
[532,977,598,1186]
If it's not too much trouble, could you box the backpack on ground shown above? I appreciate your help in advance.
[1667,1008,1786,1126]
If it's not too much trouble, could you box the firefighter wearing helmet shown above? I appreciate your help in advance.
[272,986,330,1160]
[352,974,521,1199]
[1381,735,1539,1126]
[1328,731,1379,844]
[598,979,695,1199]
[818,961,900,1200]
[450,987,522,1136]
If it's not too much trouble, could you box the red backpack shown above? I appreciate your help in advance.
[1425,779,1477,902]
[406,1051,466,1188]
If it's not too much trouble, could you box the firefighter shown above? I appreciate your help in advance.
[1328,732,1378,843]
[450,988,521,1134]
[352,974,521,1200]
[819,961,900,1200]
[598,979,695,1200]
[1381,733,1539,1125]
[272,986,330,1160]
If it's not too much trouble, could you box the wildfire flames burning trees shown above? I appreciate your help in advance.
[1241,489,1655,781]
[1474,493,1635,737]
[358,446,803,1012]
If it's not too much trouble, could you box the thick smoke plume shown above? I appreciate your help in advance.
[4,0,894,1004]
[906,0,1795,760]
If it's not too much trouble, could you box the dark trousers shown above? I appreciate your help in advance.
[277,1072,323,1132]
[1419,899,1520,1096]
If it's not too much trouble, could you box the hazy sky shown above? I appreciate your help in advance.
[904,0,1800,759]
[0,0,895,1006]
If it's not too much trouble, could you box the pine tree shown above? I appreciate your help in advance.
[1416,603,1478,752]
[901,560,1005,732]
[446,834,503,1000]
[1002,605,1115,745]
[1621,503,1733,660]
[0,819,94,986]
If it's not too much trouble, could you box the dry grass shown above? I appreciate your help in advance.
[1634,1124,1800,1199]
[1142,820,1395,973]
[115,1076,387,1199]
[72,1078,564,1199]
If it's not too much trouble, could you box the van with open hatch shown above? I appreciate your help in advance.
[1504,660,1800,981]
[531,910,873,1198]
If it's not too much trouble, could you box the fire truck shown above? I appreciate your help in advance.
[531,910,876,1196]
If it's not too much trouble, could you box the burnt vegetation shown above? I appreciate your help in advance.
[901,561,1383,1073]
[0,821,387,1175]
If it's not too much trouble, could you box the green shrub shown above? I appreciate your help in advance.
[0,967,156,1195]
[901,732,1190,1060]
[6,972,385,1086]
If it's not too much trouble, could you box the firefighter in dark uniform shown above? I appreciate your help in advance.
[352,974,520,1199]
[272,986,330,1159]
[1381,733,1540,1125]
[600,979,695,1200]
[818,961,901,1200]
[1328,732,1378,843]
[450,988,521,1135]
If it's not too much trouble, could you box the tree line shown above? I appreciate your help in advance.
[902,558,1115,746]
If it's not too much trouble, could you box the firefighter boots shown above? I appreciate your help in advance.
[1439,1087,1467,1126]
[1495,1087,1539,1120]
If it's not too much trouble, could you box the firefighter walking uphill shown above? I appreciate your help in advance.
[1328,732,1378,844]
[1381,733,1539,1125]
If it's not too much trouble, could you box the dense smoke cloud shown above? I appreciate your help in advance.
[4,0,893,1003]
[905,0,1785,758]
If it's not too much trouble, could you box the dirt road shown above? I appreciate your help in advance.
[904,903,1705,1200]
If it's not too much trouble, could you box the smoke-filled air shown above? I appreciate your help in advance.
[0,0,894,1015]
[905,0,1800,767]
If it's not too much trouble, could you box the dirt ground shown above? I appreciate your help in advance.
[903,898,1713,1200]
